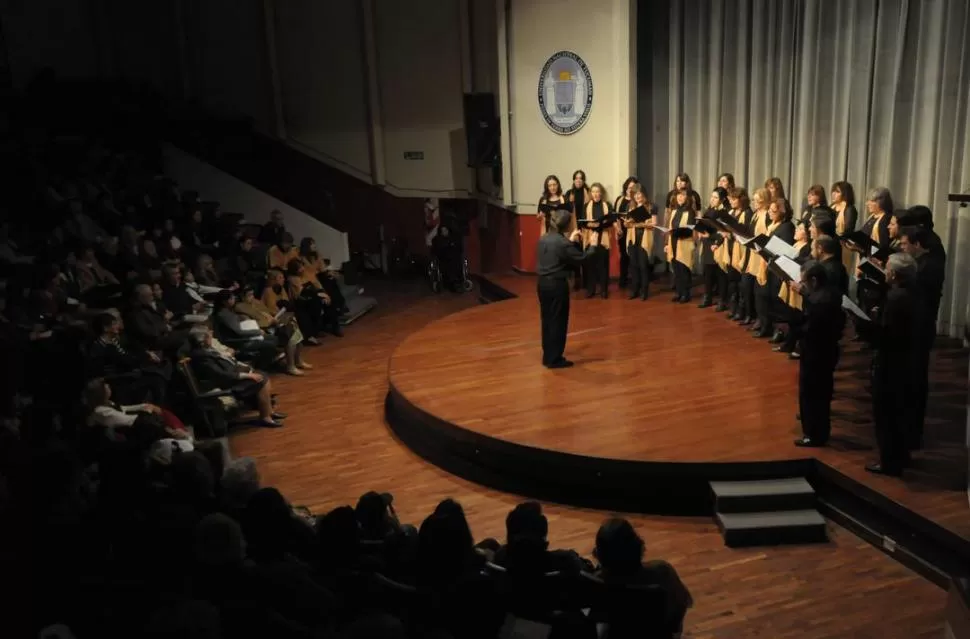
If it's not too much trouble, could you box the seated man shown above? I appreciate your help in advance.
[492,501,592,575]
[431,225,464,290]
[86,312,173,404]
[124,283,190,355]
[161,264,208,322]
[187,327,284,428]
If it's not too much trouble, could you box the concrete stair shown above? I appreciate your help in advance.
[711,478,828,548]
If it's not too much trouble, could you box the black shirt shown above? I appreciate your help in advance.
[536,233,592,280]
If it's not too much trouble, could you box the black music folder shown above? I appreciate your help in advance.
[538,202,569,214]
[694,217,722,235]
[578,213,618,229]
[715,210,752,238]
[840,231,875,252]
[626,205,652,223]
[857,259,886,283]
[871,245,896,263]
[745,234,769,250]
[670,225,695,239]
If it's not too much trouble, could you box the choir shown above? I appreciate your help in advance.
[535,172,948,478]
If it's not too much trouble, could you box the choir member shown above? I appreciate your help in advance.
[813,235,849,297]
[665,190,697,303]
[739,188,770,326]
[765,177,793,217]
[580,183,612,298]
[664,174,702,285]
[830,181,859,274]
[717,173,736,191]
[567,170,592,291]
[809,214,843,273]
[858,187,894,252]
[536,210,594,368]
[753,198,794,338]
[614,176,640,289]
[793,261,845,447]
[623,185,656,300]
[698,187,729,308]
[861,252,923,475]
[536,175,568,236]
[727,187,754,321]
[899,225,946,450]
[800,184,834,223]
[773,219,813,358]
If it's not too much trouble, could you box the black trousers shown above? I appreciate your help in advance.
[872,364,910,471]
[739,273,756,320]
[537,277,570,366]
[715,266,731,308]
[799,351,839,442]
[628,245,652,298]
[318,273,347,311]
[618,232,630,287]
[702,264,718,299]
[909,343,932,449]
[672,261,692,300]
[782,309,804,352]
[585,246,609,295]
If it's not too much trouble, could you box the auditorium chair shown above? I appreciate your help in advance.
[174,357,235,438]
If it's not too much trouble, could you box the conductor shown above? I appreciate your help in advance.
[537,209,596,368]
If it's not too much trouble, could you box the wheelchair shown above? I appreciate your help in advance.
[428,253,474,293]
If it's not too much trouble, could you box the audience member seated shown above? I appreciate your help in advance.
[161,264,207,322]
[235,285,309,376]
[259,208,287,246]
[224,236,264,287]
[211,290,282,370]
[268,232,299,271]
[86,312,172,404]
[261,268,319,346]
[124,283,189,355]
[493,501,593,575]
[594,518,693,636]
[83,377,191,450]
[298,237,348,314]
[187,326,284,428]
[138,237,165,281]
[286,258,342,338]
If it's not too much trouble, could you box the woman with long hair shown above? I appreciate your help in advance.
[765,177,793,217]
[698,187,729,308]
[536,175,567,236]
[623,185,656,300]
[773,218,813,358]
[830,181,858,274]
[614,176,639,288]
[740,188,771,327]
[753,198,795,339]
[801,184,832,222]
[567,170,591,291]
[665,190,697,303]
[727,187,754,320]
[580,183,613,298]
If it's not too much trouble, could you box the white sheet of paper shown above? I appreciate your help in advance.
[766,235,800,259]
[773,255,802,281]
[842,295,870,321]
[683,224,696,230]
[275,308,286,320]
[653,225,670,232]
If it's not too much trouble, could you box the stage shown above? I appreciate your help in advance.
[385,273,970,583]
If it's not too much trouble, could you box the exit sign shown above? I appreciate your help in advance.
[403,151,424,160]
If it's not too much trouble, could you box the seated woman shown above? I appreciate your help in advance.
[298,238,347,314]
[187,327,284,428]
[211,291,282,370]
[286,259,342,338]
[194,253,235,290]
[83,377,190,448]
[268,232,300,272]
[235,285,310,376]
[75,245,122,306]
[262,268,319,346]
[594,518,693,637]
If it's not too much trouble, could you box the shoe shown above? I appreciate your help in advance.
[697,296,713,309]
[628,292,640,300]
[769,330,785,344]
[330,327,344,337]
[671,294,681,302]
[715,304,729,312]
[772,345,792,353]
[298,361,313,370]
[679,296,691,304]
[865,462,902,477]
[642,295,649,301]
[272,411,288,420]
[788,351,801,360]
[259,418,284,428]
[286,367,305,376]
[753,329,771,338]
[306,337,321,346]
[737,317,752,326]
[794,436,825,447]
[727,313,739,321]
[546,359,574,369]
[585,291,597,299]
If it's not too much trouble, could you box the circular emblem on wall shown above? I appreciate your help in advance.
[537,51,594,135]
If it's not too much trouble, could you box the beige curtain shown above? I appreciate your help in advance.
[639,0,970,337]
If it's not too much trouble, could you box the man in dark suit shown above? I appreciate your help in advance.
[187,327,283,428]
[124,283,189,354]
[862,252,924,475]
[899,225,946,450]
[536,210,596,368]
[793,261,845,447]
[87,312,172,403]
[812,235,849,295]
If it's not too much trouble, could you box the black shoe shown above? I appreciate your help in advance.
[628,292,640,300]
[697,296,713,309]
[586,292,597,299]
[737,317,752,326]
[865,462,902,477]
[258,418,284,428]
[772,345,792,353]
[272,411,288,420]
[679,296,691,304]
[789,351,801,360]
[546,359,574,369]
[794,436,825,447]
[715,304,729,312]
[769,330,785,344]
[753,330,771,338]
[642,295,649,301]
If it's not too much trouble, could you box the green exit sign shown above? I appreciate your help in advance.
[403,151,424,160]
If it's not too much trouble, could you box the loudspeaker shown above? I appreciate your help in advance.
[463,93,500,168]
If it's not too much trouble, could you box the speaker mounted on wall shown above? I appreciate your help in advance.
[463,93,500,168]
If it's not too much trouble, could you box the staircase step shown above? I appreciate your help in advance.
[710,478,816,513]
[716,510,828,548]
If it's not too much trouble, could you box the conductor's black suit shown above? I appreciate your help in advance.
[536,232,594,367]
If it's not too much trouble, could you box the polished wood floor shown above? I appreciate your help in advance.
[229,277,946,638]
[390,273,970,542]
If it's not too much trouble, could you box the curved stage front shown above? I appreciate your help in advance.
[385,275,970,580]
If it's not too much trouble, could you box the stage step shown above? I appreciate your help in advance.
[716,510,828,548]
[710,478,816,514]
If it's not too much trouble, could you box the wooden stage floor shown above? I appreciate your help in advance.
[388,273,970,545]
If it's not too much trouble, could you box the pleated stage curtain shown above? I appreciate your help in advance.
[638,0,970,337]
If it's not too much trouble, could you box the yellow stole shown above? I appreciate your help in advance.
[730,208,748,272]
[745,210,769,277]
[665,208,696,270]
[711,206,731,270]
[538,196,566,236]
[756,220,781,285]
[778,240,808,310]
[625,209,654,252]
[582,201,611,249]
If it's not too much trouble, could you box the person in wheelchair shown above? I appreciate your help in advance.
[430,225,466,292]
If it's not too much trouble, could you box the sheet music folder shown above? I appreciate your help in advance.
[577,213,619,229]
[768,255,802,282]
[715,210,752,238]
[626,205,652,223]
[947,193,970,204]
[670,226,694,239]
[840,231,875,251]
[857,259,886,283]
